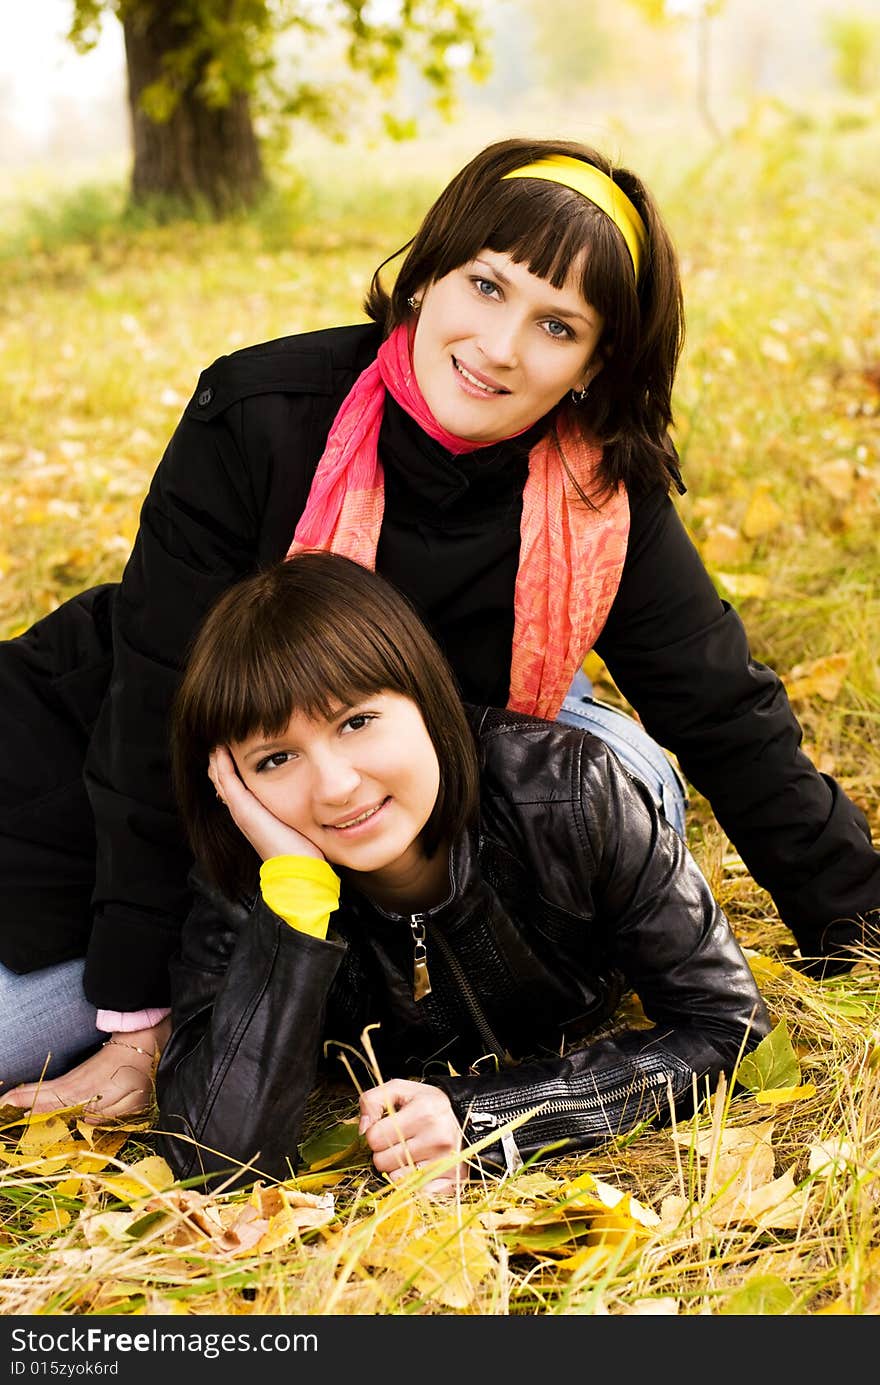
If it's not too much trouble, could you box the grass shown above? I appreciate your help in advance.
[0,104,878,1317]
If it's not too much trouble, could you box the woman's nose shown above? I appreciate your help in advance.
[478,312,521,369]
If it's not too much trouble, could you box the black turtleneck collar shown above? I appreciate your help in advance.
[378,394,550,516]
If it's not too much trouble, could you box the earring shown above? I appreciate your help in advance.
[407,295,420,313]
[570,384,589,405]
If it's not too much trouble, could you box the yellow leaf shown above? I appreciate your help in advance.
[746,954,796,983]
[32,1207,71,1235]
[702,523,749,566]
[17,1116,72,1155]
[742,486,784,539]
[784,652,851,703]
[68,1130,129,1174]
[714,571,769,600]
[811,459,855,501]
[754,1083,817,1105]
[388,1216,496,1309]
[56,1177,81,1198]
[253,1202,335,1253]
[100,1156,175,1203]
[555,1242,618,1276]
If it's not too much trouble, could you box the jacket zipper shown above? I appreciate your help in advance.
[467,1068,672,1174]
[408,914,432,1001]
[385,905,512,1068]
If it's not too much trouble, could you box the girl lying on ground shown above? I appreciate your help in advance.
[156,551,769,1192]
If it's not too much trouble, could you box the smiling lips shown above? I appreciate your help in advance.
[452,356,510,395]
[326,797,391,832]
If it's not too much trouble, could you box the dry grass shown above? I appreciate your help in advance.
[0,104,878,1316]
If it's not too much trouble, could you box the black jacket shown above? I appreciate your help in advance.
[4,323,877,1003]
[155,708,771,1186]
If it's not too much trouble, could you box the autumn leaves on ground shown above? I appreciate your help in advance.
[0,108,878,1316]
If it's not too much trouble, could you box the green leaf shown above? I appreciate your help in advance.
[125,1209,169,1240]
[736,1018,801,1094]
[721,1274,797,1315]
[298,1118,368,1171]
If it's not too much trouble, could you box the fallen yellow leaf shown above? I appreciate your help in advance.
[32,1207,71,1235]
[784,652,851,702]
[754,1083,817,1105]
[714,571,769,599]
[99,1156,176,1203]
[742,486,784,539]
[702,523,749,566]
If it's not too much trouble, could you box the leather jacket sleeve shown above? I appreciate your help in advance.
[154,877,346,1185]
[596,485,880,970]
[433,747,771,1173]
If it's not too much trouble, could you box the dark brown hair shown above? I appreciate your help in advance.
[364,137,684,497]
[171,552,481,900]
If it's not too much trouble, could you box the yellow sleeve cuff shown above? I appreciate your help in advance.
[260,855,340,939]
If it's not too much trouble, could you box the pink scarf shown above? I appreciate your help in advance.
[288,324,629,720]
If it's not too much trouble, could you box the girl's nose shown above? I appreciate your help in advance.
[312,751,361,805]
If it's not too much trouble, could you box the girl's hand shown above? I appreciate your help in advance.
[209,745,324,862]
[358,1078,468,1197]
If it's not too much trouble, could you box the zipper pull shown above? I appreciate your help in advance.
[469,1112,524,1176]
[409,914,432,1001]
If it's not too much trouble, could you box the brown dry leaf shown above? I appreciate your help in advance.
[735,1164,810,1231]
[151,1189,225,1247]
[742,485,785,539]
[624,1297,680,1315]
[807,1139,856,1179]
[384,1214,496,1309]
[702,523,749,566]
[784,652,852,702]
[657,1195,690,1233]
[673,1117,776,1164]
[220,1184,335,1256]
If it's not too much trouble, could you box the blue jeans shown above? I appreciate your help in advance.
[557,669,688,837]
[0,956,100,1091]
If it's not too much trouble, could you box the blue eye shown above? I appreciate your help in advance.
[473,277,500,298]
[544,319,572,339]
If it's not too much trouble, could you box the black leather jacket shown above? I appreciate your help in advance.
[156,708,770,1186]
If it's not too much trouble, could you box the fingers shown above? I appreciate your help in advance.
[359,1080,466,1193]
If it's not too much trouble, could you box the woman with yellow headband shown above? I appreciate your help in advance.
[2,136,877,1121]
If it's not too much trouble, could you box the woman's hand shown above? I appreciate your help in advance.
[3,1018,172,1124]
[209,745,324,862]
[358,1078,467,1197]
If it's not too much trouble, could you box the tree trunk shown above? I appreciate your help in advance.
[122,8,265,215]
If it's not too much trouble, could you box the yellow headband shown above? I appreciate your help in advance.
[502,155,647,281]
